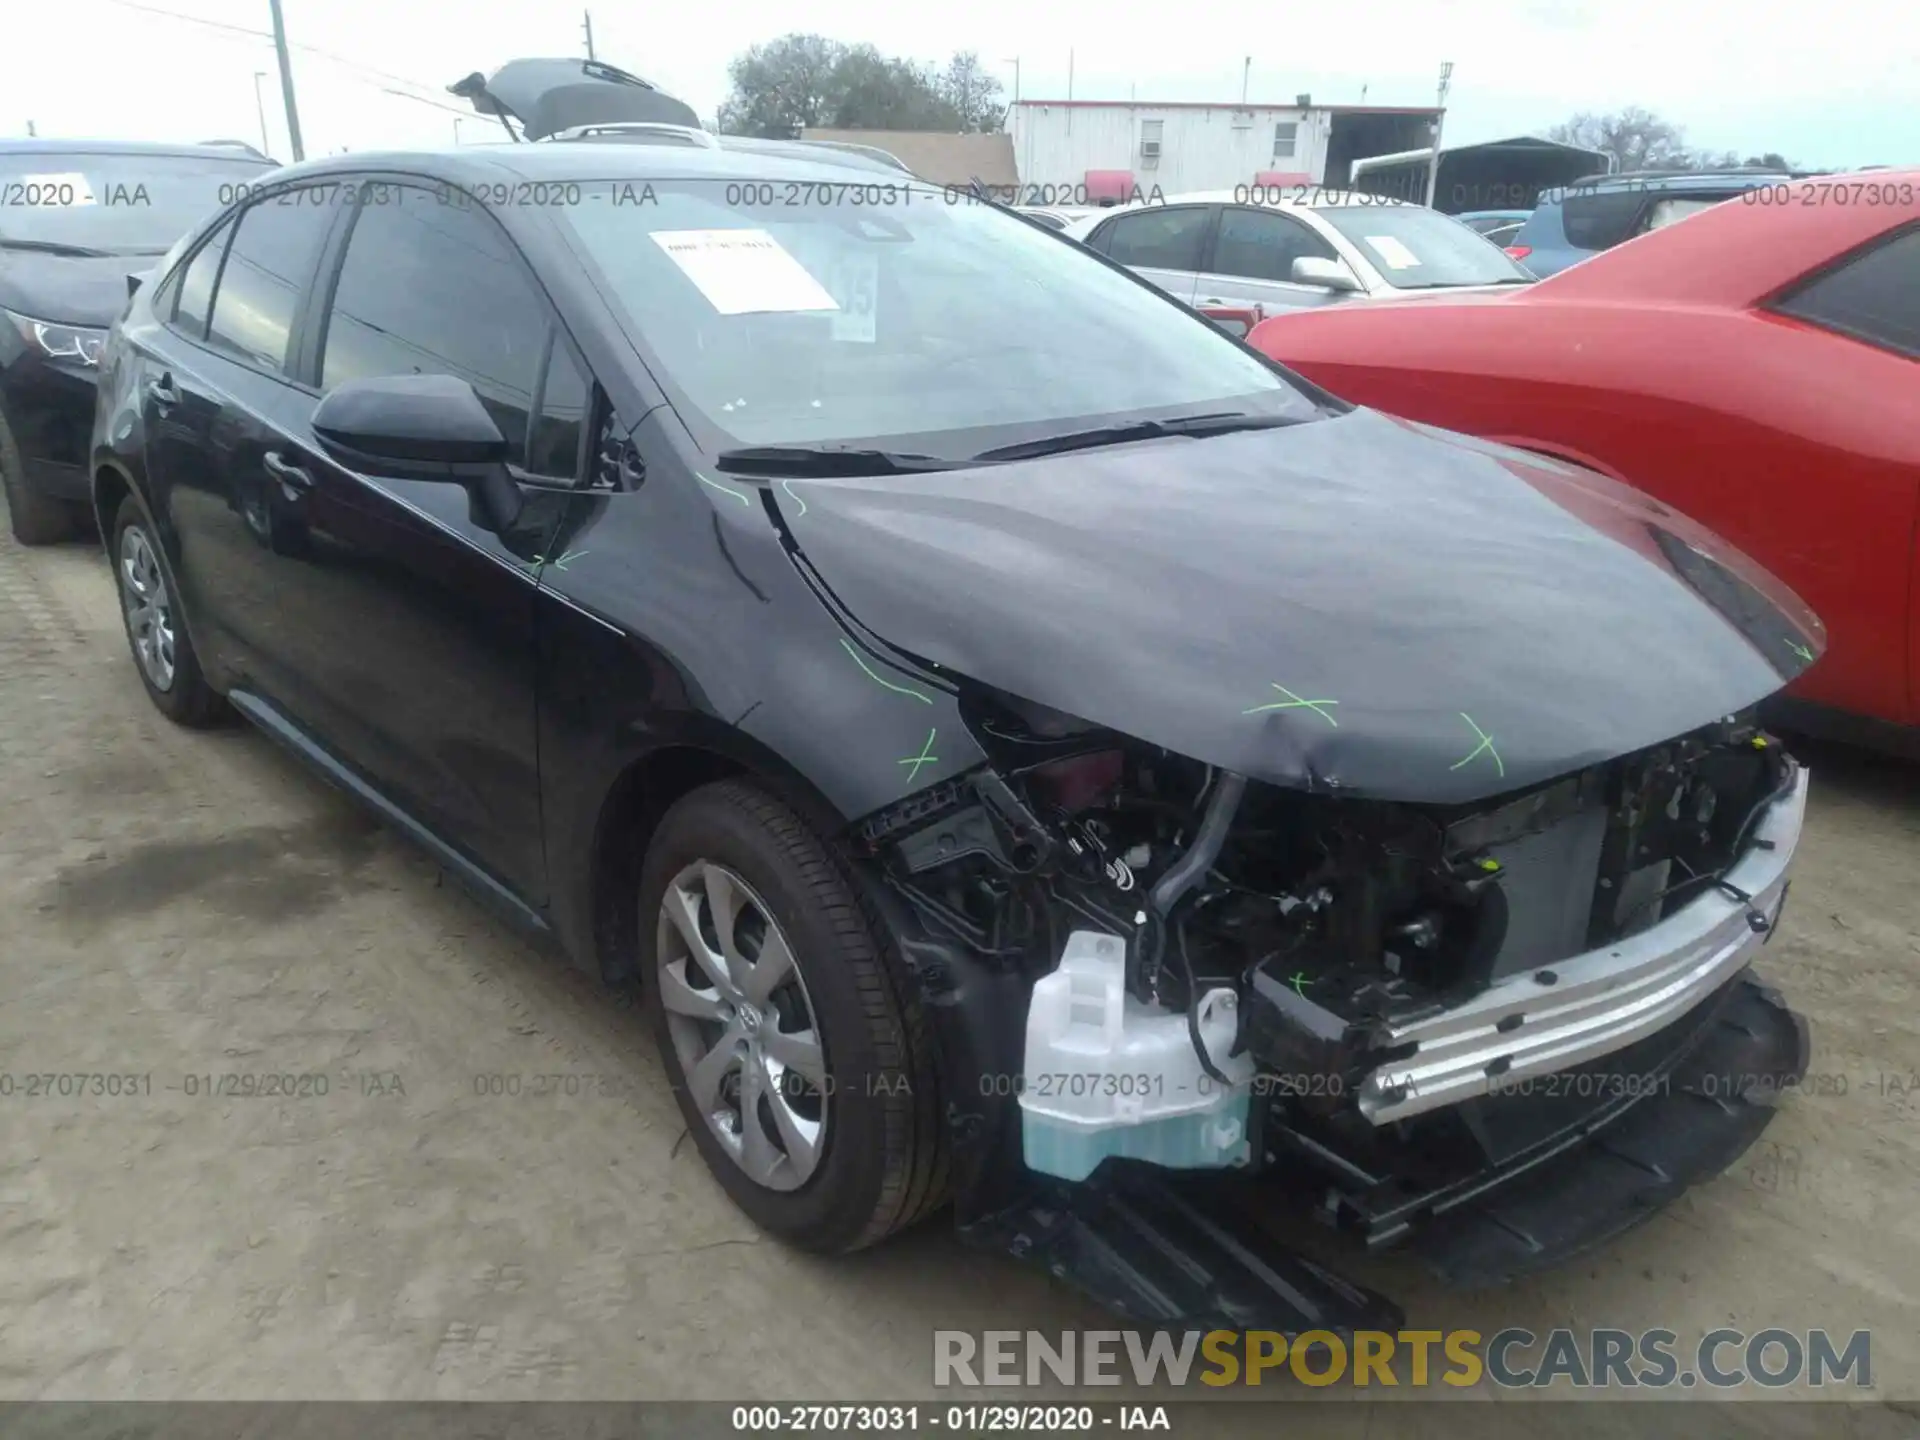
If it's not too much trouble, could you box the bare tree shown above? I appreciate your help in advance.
[1550,110,1801,173]
[1549,107,1693,170]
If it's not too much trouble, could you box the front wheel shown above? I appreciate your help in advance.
[639,780,948,1253]
[111,498,226,726]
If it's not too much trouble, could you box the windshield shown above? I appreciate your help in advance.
[558,180,1319,456]
[0,152,274,256]
[1315,205,1534,290]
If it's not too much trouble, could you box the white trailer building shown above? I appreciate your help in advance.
[1006,99,1442,205]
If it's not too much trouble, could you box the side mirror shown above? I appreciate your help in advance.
[312,374,522,528]
[1291,256,1361,293]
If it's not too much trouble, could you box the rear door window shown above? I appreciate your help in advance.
[169,218,237,340]
[1773,224,1920,360]
[1096,206,1212,270]
[205,191,334,371]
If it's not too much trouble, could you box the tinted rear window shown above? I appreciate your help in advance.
[205,190,333,371]
[1560,190,1647,250]
[1775,223,1920,360]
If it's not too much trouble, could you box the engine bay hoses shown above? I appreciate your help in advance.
[1143,768,1250,1085]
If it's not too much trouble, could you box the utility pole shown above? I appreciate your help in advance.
[1242,57,1251,104]
[252,71,272,157]
[266,0,305,161]
[1423,61,1453,209]
[582,10,596,60]
[1004,56,1019,105]
[25,121,35,137]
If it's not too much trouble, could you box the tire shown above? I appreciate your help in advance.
[640,779,948,1253]
[0,404,78,545]
[110,496,226,727]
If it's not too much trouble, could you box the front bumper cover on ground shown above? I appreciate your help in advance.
[966,965,1807,1330]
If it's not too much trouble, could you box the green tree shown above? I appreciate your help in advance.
[718,36,1005,137]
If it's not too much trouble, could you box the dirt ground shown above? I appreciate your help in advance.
[2,513,1918,1423]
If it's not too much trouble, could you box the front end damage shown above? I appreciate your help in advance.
[852,698,1809,1330]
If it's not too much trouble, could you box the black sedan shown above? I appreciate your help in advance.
[90,139,1815,1327]
[1,139,273,542]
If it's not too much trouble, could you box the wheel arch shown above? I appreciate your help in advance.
[584,727,857,986]
[91,459,137,546]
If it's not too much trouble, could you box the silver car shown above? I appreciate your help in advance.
[1060,190,1534,316]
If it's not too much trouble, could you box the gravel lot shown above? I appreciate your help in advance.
[2,513,1917,1423]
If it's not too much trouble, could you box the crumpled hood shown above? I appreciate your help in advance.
[0,250,145,328]
[773,408,1823,804]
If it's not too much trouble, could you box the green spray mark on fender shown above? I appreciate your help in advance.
[1450,712,1504,778]
[1244,684,1340,727]
[695,472,752,506]
[1786,638,1814,663]
[898,728,939,782]
[840,639,934,704]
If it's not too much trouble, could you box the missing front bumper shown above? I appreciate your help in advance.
[1358,763,1807,1124]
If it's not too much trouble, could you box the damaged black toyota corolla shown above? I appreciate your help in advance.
[91,126,1820,1330]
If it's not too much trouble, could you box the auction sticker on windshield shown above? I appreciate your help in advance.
[823,250,878,343]
[1363,234,1420,270]
[650,228,840,316]
[9,172,98,206]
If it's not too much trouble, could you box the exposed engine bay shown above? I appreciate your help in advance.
[854,689,1803,1265]
[864,689,1789,1057]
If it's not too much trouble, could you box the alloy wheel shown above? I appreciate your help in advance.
[656,861,829,1191]
[119,524,177,691]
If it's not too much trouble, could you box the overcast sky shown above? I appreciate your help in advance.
[8,0,1917,169]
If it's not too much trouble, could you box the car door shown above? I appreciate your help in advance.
[1083,204,1215,306]
[137,184,344,696]
[233,180,588,903]
[1189,205,1349,314]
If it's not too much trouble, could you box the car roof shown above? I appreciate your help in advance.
[1155,188,1419,210]
[1540,169,1791,203]
[1059,188,1421,238]
[254,140,930,190]
[1528,167,1920,306]
[0,137,275,163]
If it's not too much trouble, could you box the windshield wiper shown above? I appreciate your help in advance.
[0,238,120,258]
[714,444,965,477]
[972,411,1304,464]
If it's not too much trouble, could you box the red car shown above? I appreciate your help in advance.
[1249,172,1920,739]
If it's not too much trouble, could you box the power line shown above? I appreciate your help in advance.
[376,86,474,119]
[90,0,460,108]
[94,0,271,41]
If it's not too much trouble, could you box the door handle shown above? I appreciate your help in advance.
[262,450,314,495]
[146,375,180,411]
